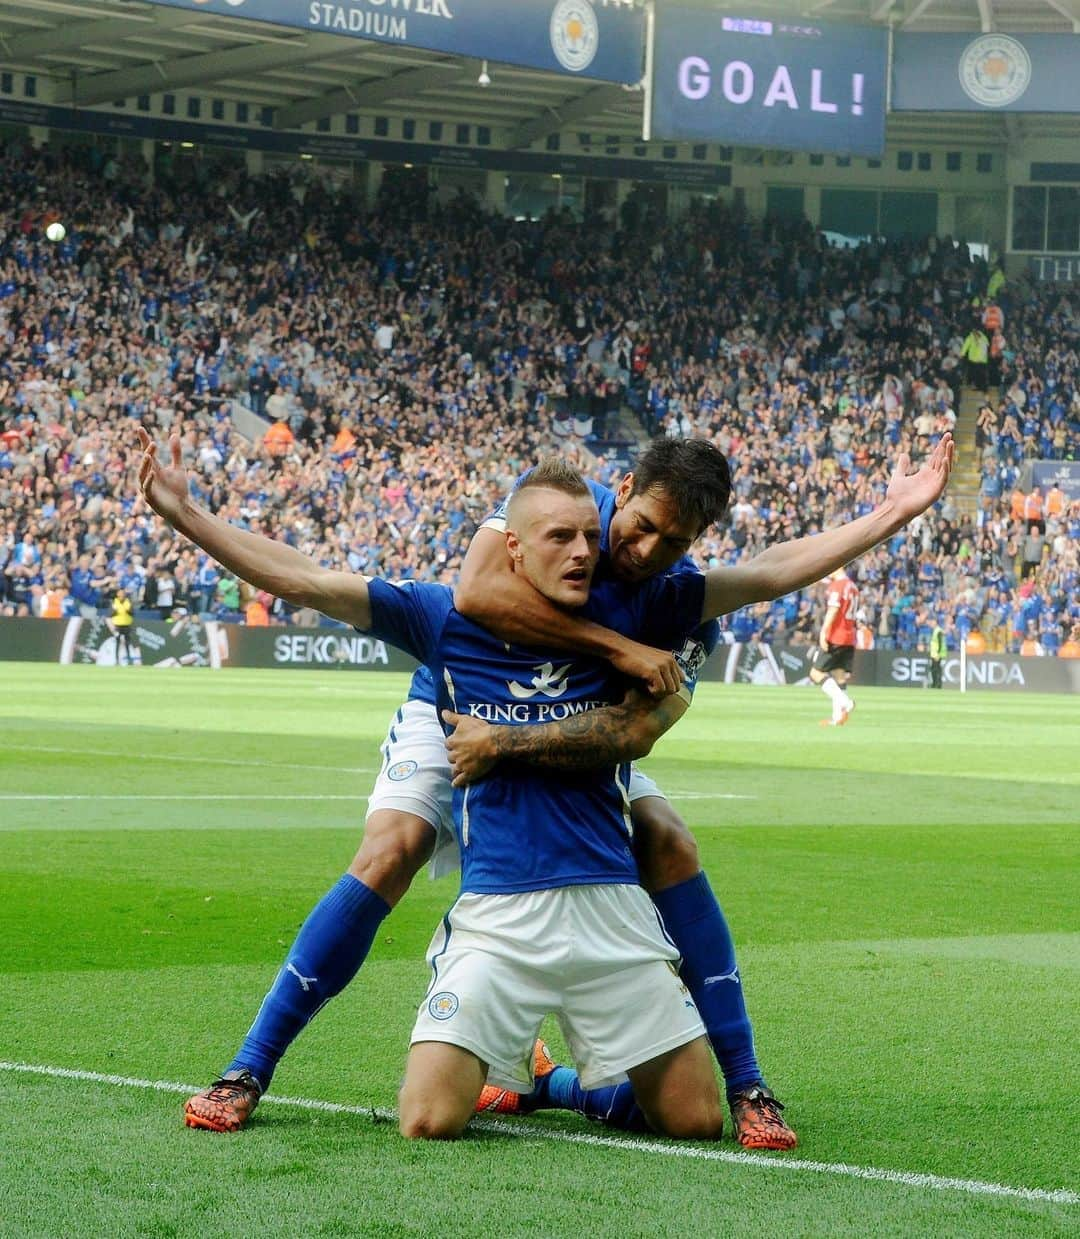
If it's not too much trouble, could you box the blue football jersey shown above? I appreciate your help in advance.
[407,665,438,706]
[456,474,721,695]
[367,571,706,895]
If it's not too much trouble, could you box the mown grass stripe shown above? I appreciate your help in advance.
[4,743,374,776]
[1,1060,1074,1206]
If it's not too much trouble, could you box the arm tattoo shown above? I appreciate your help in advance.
[491,695,686,772]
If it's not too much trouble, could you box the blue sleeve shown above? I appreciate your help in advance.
[671,620,718,701]
[639,571,707,646]
[480,493,510,528]
[364,579,451,664]
[636,573,715,702]
[584,477,610,509]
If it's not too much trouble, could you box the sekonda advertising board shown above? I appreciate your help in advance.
[692,639,1080,693]
[884,652,1080,693]
[257,630,418,671]
[4,620,1079,689]
[889,654,1024,688]
[273,632,390,667]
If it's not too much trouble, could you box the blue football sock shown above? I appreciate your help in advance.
[530,1068,649,1133]
[651,872,762,1100]
[227,874,390,1092]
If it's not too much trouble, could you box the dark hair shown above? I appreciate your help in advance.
[507,457,591,522]
[630,438,732,533]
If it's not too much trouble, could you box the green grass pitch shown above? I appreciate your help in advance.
[1,664,1077,1237]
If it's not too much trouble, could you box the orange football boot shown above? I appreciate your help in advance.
[184,1069,262,1133]
[729,1083,797,1150]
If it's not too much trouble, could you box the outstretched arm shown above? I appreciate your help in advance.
[702,434,954,619]
[136,430,371,628]
[455,526,683,697]
[442,689,687,787]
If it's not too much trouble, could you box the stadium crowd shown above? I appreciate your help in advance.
[0,139,1077,656]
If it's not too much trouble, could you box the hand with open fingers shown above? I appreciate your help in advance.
[136,427,190,524]
[885,431,955,523]
[442,709,498,788]
[609,638,684,698]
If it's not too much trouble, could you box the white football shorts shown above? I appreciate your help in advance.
[410,883,706,1093]
[367,699,456,877]
[368,700,670,880]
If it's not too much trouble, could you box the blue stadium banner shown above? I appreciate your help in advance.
[142,0,644,83]
[893,33,1080,112]
[649,9,886,156]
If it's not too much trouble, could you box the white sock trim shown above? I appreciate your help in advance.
[821,676,844,705]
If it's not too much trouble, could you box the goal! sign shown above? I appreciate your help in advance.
[650,10,887,157]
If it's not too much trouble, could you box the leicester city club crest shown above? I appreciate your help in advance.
[387,759,419,782]
[958,35,1031,108]
[428,992,459,1021]
[550,0,599,73]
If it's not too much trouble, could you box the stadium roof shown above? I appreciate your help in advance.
[1,1,1078,147]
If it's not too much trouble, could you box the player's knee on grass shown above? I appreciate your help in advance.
[398,1100,469,1141]
[348,810,436,906]
[632,797,701,893]
[398,1042,486,1140]
[646,1099,725,1142]
[628,1037,724,1141]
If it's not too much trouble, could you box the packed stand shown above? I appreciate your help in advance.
[628,211,1079,655]
[0,140,1076,655]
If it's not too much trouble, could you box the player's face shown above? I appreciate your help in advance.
[609,478,699,583]
[507,490,601,608]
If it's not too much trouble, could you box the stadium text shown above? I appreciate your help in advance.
[677,58,865,115]
[273,634,390,666]
[309,5,411,36]
[468,699,609,723]
[891,656,1025,687]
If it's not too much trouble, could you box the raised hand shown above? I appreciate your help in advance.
[136,428,190,525]
[885,432,955,523]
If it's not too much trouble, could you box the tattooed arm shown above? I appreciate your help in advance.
[442,690,688,788]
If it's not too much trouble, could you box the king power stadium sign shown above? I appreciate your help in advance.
[143,0,644,83]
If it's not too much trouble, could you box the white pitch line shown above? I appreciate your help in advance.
[666,792,757,800]
[0,1061,1074,1207]
[4,744,374,776]
[0,793,751,806]
[0,794,367,802]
